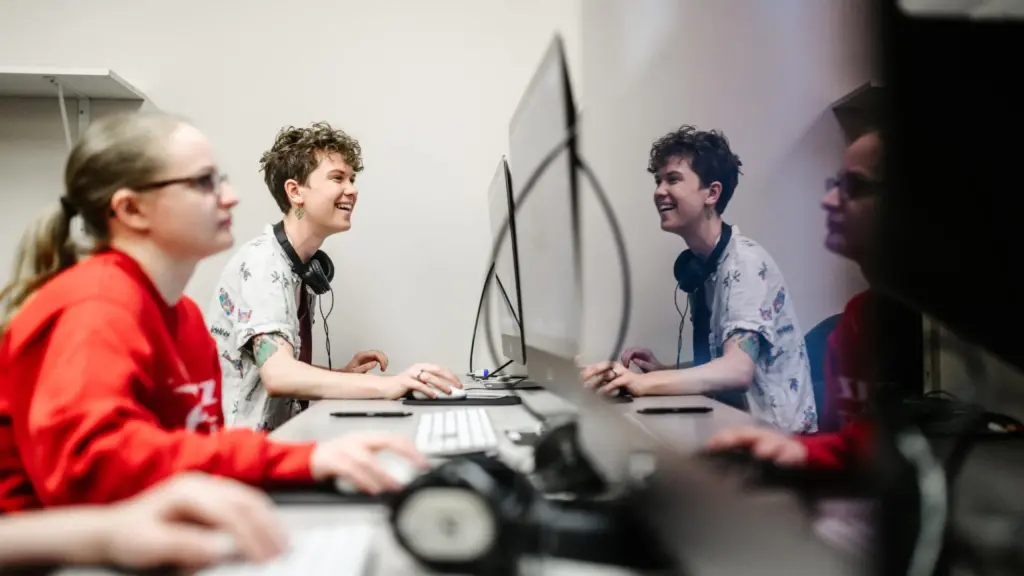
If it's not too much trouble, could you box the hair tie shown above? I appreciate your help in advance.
[59,196,78,217]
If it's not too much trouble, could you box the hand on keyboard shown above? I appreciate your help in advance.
[310,433,429,494]
[378,363,464,399]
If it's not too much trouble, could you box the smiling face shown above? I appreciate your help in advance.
[289,152,358,235]
[259,122,364,235]
[653,155,719,235]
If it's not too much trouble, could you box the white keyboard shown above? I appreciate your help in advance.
[197,524,374,575]
[415,408,499,456]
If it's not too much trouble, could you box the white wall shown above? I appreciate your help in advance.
[0,0,581,373]
[577,0,874,365]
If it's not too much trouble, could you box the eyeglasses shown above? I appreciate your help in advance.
[137,171,229,195]
[825,171,882,200]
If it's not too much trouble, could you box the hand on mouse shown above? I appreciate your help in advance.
[98,473,287,569]
[620,348,667,373]
[310,433,429,493]
[378,363,463,400]
[340,350,389,373]
[704,426,808,467]
[580,360,646,396]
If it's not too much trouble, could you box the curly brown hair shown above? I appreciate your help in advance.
[259,121,364,213]
[648,125,743,215]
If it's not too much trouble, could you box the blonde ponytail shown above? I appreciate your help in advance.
[0,111,184,333]
[0,201,77,331]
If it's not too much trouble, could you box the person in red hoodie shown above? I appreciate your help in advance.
[705,129,887,471]
[0,111,426,512]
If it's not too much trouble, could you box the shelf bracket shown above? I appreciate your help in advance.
[45,75,90,149]
[78,96,90,136]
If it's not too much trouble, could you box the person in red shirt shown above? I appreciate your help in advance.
[705,129,887,471]
[0,111,426,512]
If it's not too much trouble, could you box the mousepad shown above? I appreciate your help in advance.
[479,381,545,391]
[401,395,523,406]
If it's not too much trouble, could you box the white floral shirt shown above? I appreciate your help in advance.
[694,227,818,432]
[206,225,308,431]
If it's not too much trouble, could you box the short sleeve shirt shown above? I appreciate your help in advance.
[694,227,818,433]
[206,225,308,431]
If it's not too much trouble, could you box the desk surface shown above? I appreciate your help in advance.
[59,389,852,576]
[263,389,763,576]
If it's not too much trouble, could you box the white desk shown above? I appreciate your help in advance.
[263,389,761,575]
[58,390,804,575]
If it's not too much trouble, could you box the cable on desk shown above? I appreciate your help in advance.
[479,126,632,369]
[468,261,497,375]
[467,263,520,379]
[896,425,948,576]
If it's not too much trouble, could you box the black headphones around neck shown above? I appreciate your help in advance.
[272,221,335,295]
[672,223,733,293]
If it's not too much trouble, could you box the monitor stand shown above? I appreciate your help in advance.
[530,416,606,496]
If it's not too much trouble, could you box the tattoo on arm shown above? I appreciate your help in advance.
[734,332,762,363]
[253,334,289,367]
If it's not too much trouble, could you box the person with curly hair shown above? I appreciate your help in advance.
[208,122,462,431]
[0,112,430,510]
[581,125,817,433]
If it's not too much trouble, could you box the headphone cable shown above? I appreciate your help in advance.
[674,283,690,369]
[467,262,521,379]
[318,288,335,370]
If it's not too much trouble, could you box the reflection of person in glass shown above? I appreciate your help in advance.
[706,129,886,470]
[581,125,817,433]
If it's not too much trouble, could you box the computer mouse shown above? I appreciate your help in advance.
[335,450,423,494]
[604,388,634,403]
[410,386,467,401]
[695,448,806,488]
[698,447,759,469]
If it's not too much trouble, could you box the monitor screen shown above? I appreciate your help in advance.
[486,157,526,364]
[508,36,581,361]
[877,0,1024,372]
[506,35,644,487]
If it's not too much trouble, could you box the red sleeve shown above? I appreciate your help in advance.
[12,302,315,507]
[802,324,870,471]
[800,419,872,471]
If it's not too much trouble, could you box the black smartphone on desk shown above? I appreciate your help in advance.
[330,411,412,418]
[637,406,712,415]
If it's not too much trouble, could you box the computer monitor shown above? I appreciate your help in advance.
[507,35,647,486]
[508,35,581,367]
[876,4,1024,574]
[486,156,526,365]
[877,1,1024,373]
[503,34,865,571]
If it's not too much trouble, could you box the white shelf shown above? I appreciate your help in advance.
[0,67,146,100]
